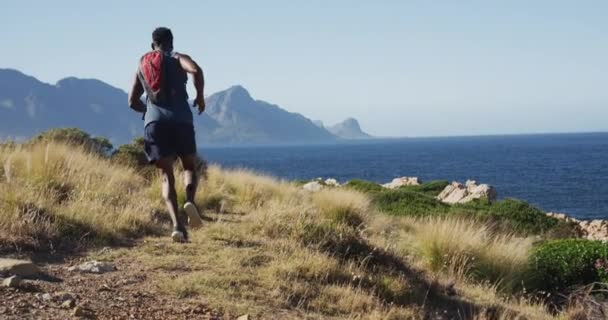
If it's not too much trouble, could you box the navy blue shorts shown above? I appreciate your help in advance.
[144,121,197,164]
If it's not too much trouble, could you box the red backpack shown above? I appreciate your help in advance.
[138,51,166,105]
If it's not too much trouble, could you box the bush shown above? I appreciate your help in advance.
[343,179,451,218]
[343,179,383,193]
[398,180,449,196]
[112,137,147,168]
[528,239,608,291]
[374,189,449,217]
[31,128,113,155]
[452,199,571,236]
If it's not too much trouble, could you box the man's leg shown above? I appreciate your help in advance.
[181,154,203,227]
[181,154,198,203]
[156,157,187,241]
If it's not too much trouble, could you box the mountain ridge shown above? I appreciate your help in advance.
[0,69,372,145]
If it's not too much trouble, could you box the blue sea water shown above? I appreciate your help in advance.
[200,133,608,220]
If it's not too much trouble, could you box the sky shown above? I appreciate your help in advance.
[2,0,607,137]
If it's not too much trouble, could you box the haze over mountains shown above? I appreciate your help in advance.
[0,69,372,146]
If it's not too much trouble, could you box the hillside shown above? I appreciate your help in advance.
[0,69,371,145]
[1,131,606,319]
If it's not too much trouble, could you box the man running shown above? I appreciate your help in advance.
[128,27,205,242]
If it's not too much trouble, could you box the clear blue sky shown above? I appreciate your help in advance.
[2,0,607,137]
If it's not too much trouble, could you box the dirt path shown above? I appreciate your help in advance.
[0,251,228,320]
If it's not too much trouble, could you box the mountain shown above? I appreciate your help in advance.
[328,118,372,139]
[203,85,335,144]
[0,69,140,144]
[0,69,370,145]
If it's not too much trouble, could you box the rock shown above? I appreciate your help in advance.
[437,180,497,204]
[55,292,76,302]
[237,315,250,320]
[303,181,324,192]
[0,258,39,277]
[324,178,340,187]
[72,306,86,317]
[437,182,468,204]
[547,212,568,220]
[68,261,116,274]
[382,177,421,189]
[580,219,608,242]
[550,213,608,242]
[61,300,75,309]
[41,293,52,302]
[546,212,580,223]
[461,184,497,203]
[3,275,21,288]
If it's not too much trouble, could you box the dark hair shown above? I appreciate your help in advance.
[152,27,173,51]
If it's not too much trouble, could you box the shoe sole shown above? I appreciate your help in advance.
[184,202,203,228]
[171,231,186,243]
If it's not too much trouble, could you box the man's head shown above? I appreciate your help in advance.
[152,27,173,52]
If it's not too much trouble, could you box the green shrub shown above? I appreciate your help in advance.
[343,179,383,193]
[31,128,113,155]
[528,239,608,291]
[451,199,571,236]
[398,180,449,196]
[343,180,451,217]
[111,137,156,178]
[374,189,449,217]
[112,137,147,167]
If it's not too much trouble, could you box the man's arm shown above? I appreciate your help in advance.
[177,53,205,114]
[128,72,146,113]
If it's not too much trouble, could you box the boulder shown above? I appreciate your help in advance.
[324,178,340,187]
[382,177,421,189]
[3,275,21,288]
[581,219,608,242]
[437,181,497,204]
[68,261,116,274]
[461,184,497,203]
[303,181,324,192]
[0,258,39,277]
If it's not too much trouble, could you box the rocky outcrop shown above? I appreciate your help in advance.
[437,180,497,204]
[302,178,341,192]
[579,220,608,241]
[303,181,324,192]
[324,178,340,187]
[547,212,608,242]
[382,177,421,189]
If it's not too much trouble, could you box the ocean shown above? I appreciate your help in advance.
[200,132,608,220]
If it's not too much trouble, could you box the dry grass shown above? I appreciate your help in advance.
[409,217,534,291]
[1,141,564,319]
[0,142,161,250]
[131,164,557,319]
